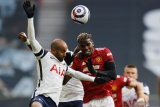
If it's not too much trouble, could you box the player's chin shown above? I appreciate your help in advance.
[58,57,64,62]
[83,51,92,56]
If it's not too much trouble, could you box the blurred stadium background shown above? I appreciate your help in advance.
[0,0,160,106]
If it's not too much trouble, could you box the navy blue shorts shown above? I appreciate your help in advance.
[29,95,57,107]
[58,100,83,107]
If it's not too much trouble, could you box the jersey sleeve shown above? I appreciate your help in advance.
[34,49,48,59]
[66,67,95,82]
[27,18,43,54]
[103,48,114,62]
[117,75,129,87]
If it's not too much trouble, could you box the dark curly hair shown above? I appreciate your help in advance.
[77,33,93,44]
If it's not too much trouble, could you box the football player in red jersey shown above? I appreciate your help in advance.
[112,75,145,107]
[70,33,117,107]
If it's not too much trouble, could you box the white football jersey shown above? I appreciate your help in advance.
[60,77,84,102]
[122,83,150,107]
[28,18,68,105]
[34,50,68,106]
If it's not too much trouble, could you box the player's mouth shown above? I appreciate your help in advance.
[84,50,92,56]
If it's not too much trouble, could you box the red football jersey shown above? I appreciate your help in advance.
[112,75,129,107]
[71,48,115,103]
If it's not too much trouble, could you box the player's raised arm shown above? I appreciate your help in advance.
[23,0,42,54]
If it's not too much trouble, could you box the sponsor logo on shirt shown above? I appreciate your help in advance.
[50,64,65,76]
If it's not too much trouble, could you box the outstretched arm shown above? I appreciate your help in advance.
[66,67,95,82]
[23,0,42,54]
[66,67,108,84]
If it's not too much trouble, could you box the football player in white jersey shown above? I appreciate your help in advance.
[22,1,105,107]
[18,32,83,107]
[18,32,84,107]
[122,64,150,107]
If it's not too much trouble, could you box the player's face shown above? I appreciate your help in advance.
[78,39,94,56]
[123,67,138,79]
[51,42,68,62]
[54,48,67,62]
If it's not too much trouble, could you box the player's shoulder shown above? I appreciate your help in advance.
[117,75,126,79]
[95,47,112,56]
[117,75,123,78]
[95,47,111,52]
[34,49,48,59]
[95,47,109,50]
[116,75,127,82]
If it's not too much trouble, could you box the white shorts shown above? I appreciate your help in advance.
[83,96,115,107]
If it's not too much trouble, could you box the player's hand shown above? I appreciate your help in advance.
[94,76,111,84]
[86,58,97,74]
[134,98,146,107]
[18,32,27,42]
[65,52,74,65]
[137,98,145,103]
[23,0,35,18]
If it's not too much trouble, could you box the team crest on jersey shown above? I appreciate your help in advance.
[95,57,103,63]
[112,85,117,92]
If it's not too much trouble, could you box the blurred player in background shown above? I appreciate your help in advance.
[122,64,150,107]
[70,33,117,107]
[22,1,106,107]
[112,74,146,107]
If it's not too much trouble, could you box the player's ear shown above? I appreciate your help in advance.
[91,41,94,46]
[90,39,94,46]
[51,48,56,54]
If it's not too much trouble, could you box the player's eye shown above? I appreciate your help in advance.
[79,44,86,48]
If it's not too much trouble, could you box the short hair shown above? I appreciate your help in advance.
[77,33,93,43]
[51,39,67,50]
[125,64,137,69]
